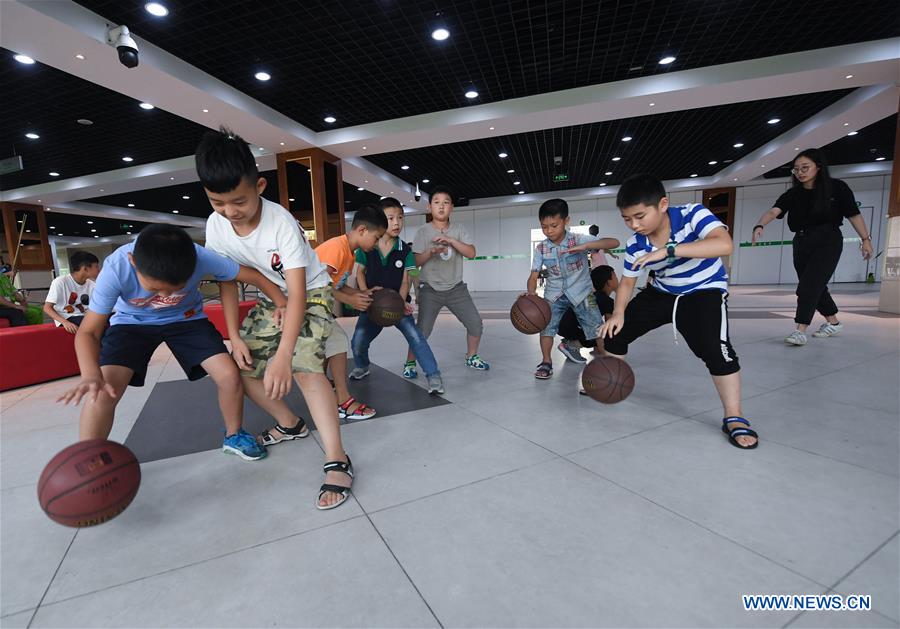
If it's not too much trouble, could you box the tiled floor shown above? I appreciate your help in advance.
[1,285,897,628]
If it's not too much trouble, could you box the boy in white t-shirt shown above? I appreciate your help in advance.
[198,126,354,511]
[43,251,100,333]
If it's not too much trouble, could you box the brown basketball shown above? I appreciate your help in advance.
[581,356,635,404]
[510,294,551,334]
[367,288,406,327]
[37,439,141,528]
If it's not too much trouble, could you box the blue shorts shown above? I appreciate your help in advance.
[542,293,603,339]
[98,318,228,387]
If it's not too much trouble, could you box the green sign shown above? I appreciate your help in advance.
[553,173,569,182]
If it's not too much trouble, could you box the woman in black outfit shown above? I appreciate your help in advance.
[751,148,873,346]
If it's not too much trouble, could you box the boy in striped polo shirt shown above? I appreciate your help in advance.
[600,174,758,450]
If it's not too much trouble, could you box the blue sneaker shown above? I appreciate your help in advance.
[465,354,490,370]
[223,429,267,461]
[402,360,418,379]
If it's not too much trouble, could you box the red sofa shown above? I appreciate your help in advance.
[0,324,80,391]
[204,301,257,339]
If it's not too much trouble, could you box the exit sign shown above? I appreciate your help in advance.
[553,173,569,182]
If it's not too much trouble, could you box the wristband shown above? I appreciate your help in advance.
[753,224,764,231]
[861,236,871,241]
[666,243,677,260]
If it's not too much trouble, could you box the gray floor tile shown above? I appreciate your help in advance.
[788,607,899,628]
[0,485,77,616]
[692,388,899,477]
[43,446,363,604]
[0,609,36,629]
[318,404,555,512]
[834,535,900,622]
[31,518,438,628]
[371,458,819,628]
[567,421,900,587]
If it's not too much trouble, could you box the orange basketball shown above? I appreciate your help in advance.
[510,294,551,334]
[581,356,635,404]
[38,439,141,527]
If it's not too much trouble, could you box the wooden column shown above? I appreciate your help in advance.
[877,98,900,312]
[275,147,345,246]
[1,201,53,272]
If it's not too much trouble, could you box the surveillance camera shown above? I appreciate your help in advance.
[414,181,421,202]
[107,25,139,68]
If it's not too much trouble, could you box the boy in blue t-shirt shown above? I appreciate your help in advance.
[350,197,444,394]
[58,224,287,461]
[599,174,759,450]
[526,199,619,379]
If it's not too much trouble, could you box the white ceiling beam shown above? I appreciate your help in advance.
[46,201,205,228]
[316,38,900,156]
[713,84,899,185]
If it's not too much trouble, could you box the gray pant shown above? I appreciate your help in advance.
[417,282,483,338]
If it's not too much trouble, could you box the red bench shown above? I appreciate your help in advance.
[203,301,257,339]
[0,319,10,329]
[0,324,80,391]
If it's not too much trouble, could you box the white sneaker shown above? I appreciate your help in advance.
[812,322,843,338]
[784,330,808,346]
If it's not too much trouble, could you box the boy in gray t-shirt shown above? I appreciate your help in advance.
[407,186,489,374]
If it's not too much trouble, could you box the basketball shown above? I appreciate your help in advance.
[37,439,141,528]
[367,288,406,327]
[581,356,635,404]
[510,294,551,334]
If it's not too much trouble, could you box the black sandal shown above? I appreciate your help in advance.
[722,417,759,450]
[257,418,309,446]
[534,362,553,379]
[316,456,353,511]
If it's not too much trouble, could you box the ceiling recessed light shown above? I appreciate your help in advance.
[621,136,633,142]
[122,156,133,162]
[202,108,209,113]
[323,116,336,123]
[708,160,717,165]
[761,165,766,168]
[172,210,179,214]
[49,225,55,229]
[489,126,495,130]
[498,152,508,158]
[794,147,800,151]
[767,118,780,124]
[843,122,850,126]
[98,189,104,192]
[74,54,85,60]
[362,146,367,150]
[357,187,365,191]
[847,131,858,136]
[287,198,295,202]
[255,71,271,81]
[659,56,676,65]
[364,179,368,183]
[431,28,450,41]
[465,90,479,99]
[604,171,613,175]
[649,102,655,107]
[145,2,169,16]
[733,142,744,148]
[257,147,264,152]
[876,157,886,161]
[126,231,132,235]
[90,229,97,233]
[506,169,514,174]
[87,221,94,224]
[611,157,621,161]
[127,203,135,207]
[139,102,154,110]
[77,118,93,125]
[690,173,698,177]
[518,191,525,195]
[94,235,99,238]
[25,132,39,139]
[513,181,520,185]
[182,195,190,199]
[49,171,60,176]
[422,179,430,183]
[599,183,607,187]
[14,54,35,65]
[734,178,739,181]
[401,165,410,170]
[170,177,175,180]
[280,142,285,146]
[845,74,854,79]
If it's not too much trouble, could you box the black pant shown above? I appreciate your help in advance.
[0,306,27,327]
[604,288,740,376]
[792,226,843,325]
[557,309,598,348]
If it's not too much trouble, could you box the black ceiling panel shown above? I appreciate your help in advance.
[764,114,897,178]
[42,211,152,239]
[73,0,898,131]
[364,89,854,199]
[0,48,210,190]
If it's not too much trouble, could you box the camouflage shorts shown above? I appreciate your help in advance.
[239,286,335,377]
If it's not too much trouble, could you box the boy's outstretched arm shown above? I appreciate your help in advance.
[58,311,116,405]
[632,226,732,270]
[600,275,637,339]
